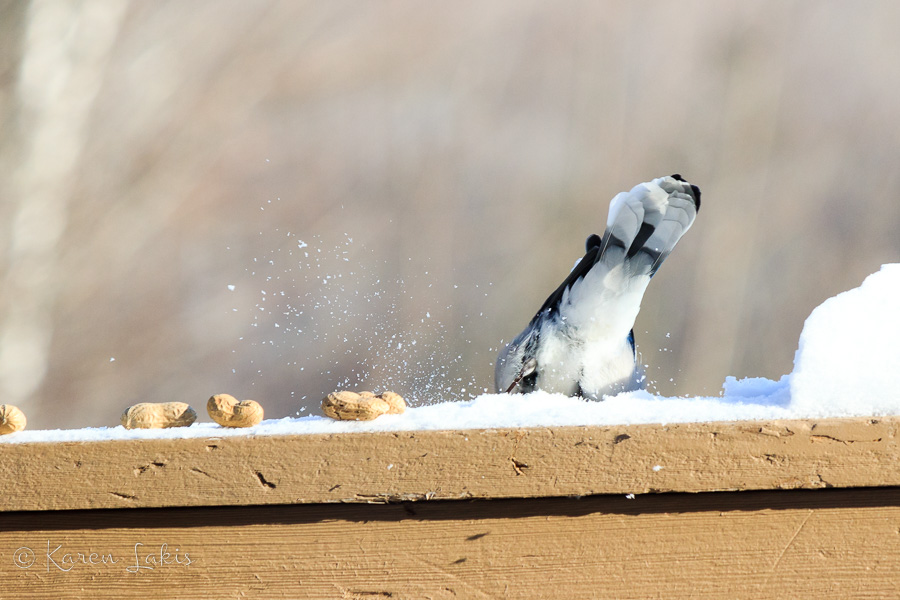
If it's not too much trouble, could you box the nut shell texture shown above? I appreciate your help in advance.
[322,391,390,421]
[121,402,197,429]
[207,394,264,428]
[380,392,407,415]
[0,404,26,435]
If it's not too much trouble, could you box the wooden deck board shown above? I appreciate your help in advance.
[0,417,898,512]
[2,489,899,599]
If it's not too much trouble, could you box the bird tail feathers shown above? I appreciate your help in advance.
[597,174,700,277]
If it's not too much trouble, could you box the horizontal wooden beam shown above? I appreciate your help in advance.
[2,488,899,599]
[1,416,898,512]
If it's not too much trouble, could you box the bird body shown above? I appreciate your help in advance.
[495,175,700,400]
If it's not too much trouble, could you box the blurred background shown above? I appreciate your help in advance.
[1,1,898,429]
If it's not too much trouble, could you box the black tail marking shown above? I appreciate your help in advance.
[626,222,656,259]
[670,173,701,209]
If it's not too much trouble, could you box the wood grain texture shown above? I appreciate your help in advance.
[2,489,900,599]
[1,416,899,512]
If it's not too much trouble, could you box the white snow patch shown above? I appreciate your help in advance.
[789,263,900,416]
[3,264,899,444]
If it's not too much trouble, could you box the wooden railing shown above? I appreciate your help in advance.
[1,417,899,598]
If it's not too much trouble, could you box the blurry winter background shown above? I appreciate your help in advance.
[1,1,898,429]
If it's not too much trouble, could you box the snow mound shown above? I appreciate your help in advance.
[789,263,900,416]
[2,264,899,443]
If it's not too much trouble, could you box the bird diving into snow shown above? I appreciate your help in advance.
[495,174,700,400]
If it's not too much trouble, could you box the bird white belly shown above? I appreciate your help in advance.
[533,324,583,396]
[579,339,639,399]
[533,321,637,398]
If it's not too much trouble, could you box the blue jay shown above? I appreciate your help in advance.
[495,175,700,400]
